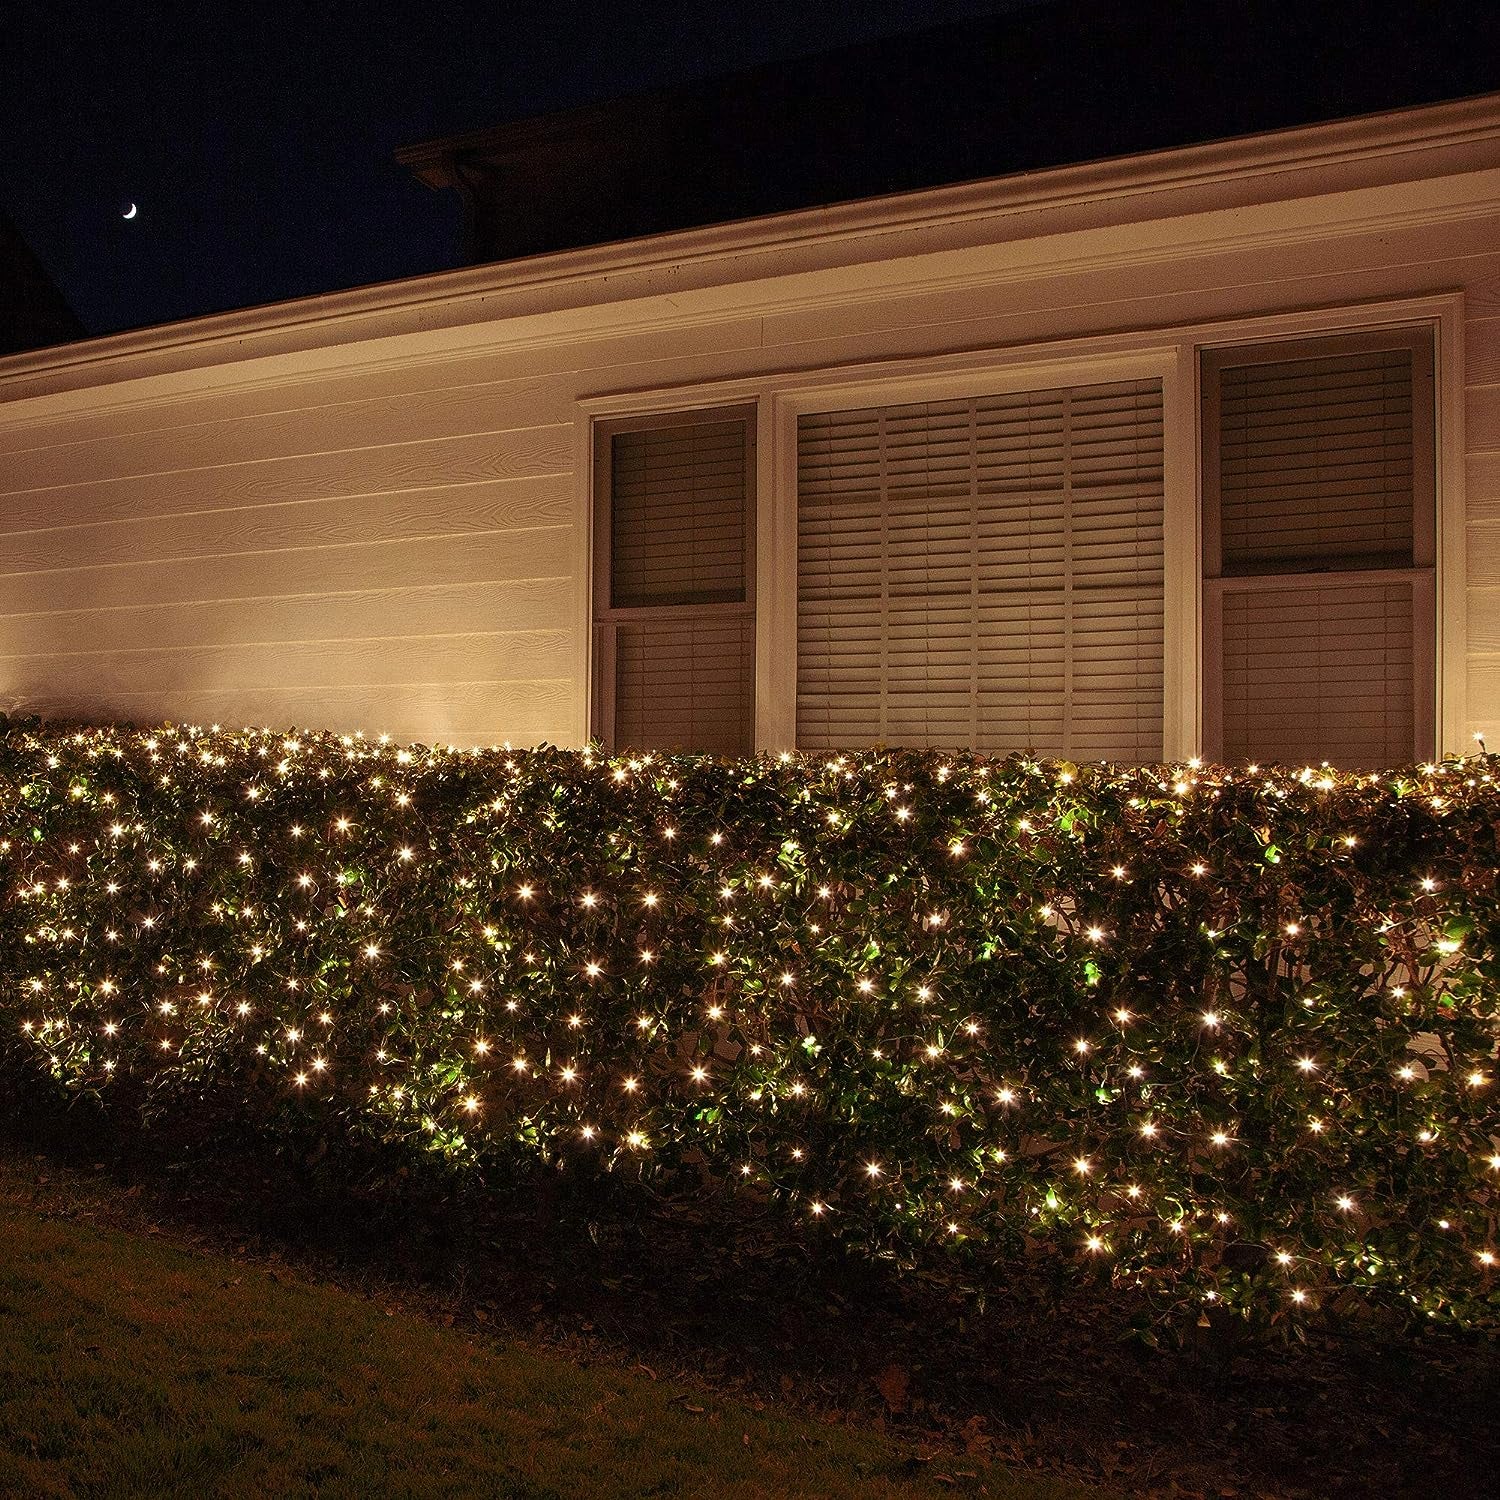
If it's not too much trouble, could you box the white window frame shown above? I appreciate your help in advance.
[589,405,757,749]
[1200,327,1438,764]
[577,291,1465,760]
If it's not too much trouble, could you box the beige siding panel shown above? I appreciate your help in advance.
[1468,451,1500,518]
[6,678,574,746]
[1468,266,1500,316]
[1466,664,1500,734]
[0,361,553,455]
[760,226,1500,356]
[0,376,573,485]
[0,475,573,574]
[1467,318,1500,388]
[0,630,572,697]
[1467,385,1500,453]
[1466,587,1500,654]
[0,579,574,657]
[0,527,572,617]
[0,425,572,532]
[1465,523,1500,586]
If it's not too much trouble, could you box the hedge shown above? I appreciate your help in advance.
[2,720,1498,1334]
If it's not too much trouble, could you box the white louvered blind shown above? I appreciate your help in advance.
[1220,582,1415,768]
[797,379,1164,760]
[1218,348,1415,570]
[597,413,754,753]
[1204,334,1433,769]
[613,616,755,754]
[611,420,747,607]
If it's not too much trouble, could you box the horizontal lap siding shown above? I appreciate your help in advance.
[0,369,582,744]
[1,206,1498,751]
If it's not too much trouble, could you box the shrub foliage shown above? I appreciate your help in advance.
[2,721,1498,1332]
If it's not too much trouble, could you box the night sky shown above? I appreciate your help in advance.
[1,0,1048,338]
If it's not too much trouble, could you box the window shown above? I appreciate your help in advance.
[1201,330,1436,768]
[591,410,755,752]
[795,378,1165,760]
[590,302,1451,766]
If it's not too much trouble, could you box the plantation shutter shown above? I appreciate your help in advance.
[796,378,1164,760]
[1203,332,1435,769]
[594,413,754,753]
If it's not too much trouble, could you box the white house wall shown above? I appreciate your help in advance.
[2,100,1499,753]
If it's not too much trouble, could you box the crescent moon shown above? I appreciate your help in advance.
[122,203,138,220]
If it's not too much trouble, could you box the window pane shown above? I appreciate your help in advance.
[796,380,1163,760]
[1205,331,1432,768]
[613,615,754,754]
[1219,581,1415,770]
[1218,347,1415,572]
[611,419,747,607]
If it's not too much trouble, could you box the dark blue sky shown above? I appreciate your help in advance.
[1,0,1048,336]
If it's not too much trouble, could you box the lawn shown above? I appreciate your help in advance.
[0,1200,1101,1500]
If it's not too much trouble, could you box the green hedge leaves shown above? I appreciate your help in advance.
[3,722,1498,1333]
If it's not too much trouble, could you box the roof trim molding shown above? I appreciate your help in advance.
[2,92,1499,407]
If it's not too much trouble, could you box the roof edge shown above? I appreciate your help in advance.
[4,91,1499,396]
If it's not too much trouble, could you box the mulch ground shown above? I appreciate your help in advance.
[2,1110,1494,1500]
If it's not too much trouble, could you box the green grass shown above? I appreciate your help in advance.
[0,1203,1102,1499]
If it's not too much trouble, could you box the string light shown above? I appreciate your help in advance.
[4,721,1497,1334]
